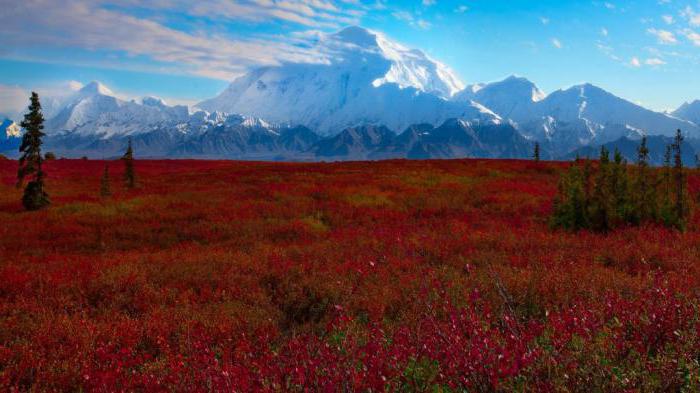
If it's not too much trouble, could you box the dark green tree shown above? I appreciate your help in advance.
[100,164,111,197]
[17,92,49,210]
[610,149,630,225]
[122,138,135,189]
[551,164,588,230]
[672,129,690,229]
[632,136,658,224]
[659,144,674,225]
[533,142,540,162]
[589,146,612,231]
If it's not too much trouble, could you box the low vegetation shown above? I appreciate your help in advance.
[2,156,700,391]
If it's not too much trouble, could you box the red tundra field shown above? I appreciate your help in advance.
[2,158,700,391]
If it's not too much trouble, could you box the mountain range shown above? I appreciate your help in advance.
[2,26,699,163]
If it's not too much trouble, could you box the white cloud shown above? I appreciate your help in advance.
[0,0,342,81]
[0,85,29,119]
[392,10,432,30]
[630,57,641,67]
[0,80,84,119]
[661,15,674,25]
[647,28,677,44]
[645,58,666,66]
[683,29,700,46]
[454,5,469,13]
[681,6,700,26]
[143,0,363,28]
[551,38,562,49]
[422,0,436,6]
[601,27,609,36]
[540,17,550,25]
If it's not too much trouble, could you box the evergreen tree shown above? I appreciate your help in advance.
[100,165,111,197]
[551,137,691,232]
[122,138,135,189]
[610,148,630,224]
[17,92,49,210]
[672,129,690,229]
[590,146,612,231]
[659,144,674,225]
[551,164,587,230]
[632,136,657,224]
[582,158,593,222]
[533,142,540,162]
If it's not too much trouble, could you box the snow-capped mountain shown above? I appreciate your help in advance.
[535,84,696,138]
[452,77,700,152]
[20,25,700,162]
[1,118,22,156]
[673,100,700,126]
[453,75,545,124]
[47,81,190,138]
[2,118,21,138]
[198,26,497,134]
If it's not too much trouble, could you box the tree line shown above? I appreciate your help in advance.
[15,92,136,210]
[551,130,692,232]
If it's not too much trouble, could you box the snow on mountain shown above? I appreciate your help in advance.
[1,118,21,156]
[46,81,190,138]
[197,26,496,135]
[672,100,700,125]
[533,84,698,140]
[453,77,700,152]
[453,75,545,124]
[2,118,21,138]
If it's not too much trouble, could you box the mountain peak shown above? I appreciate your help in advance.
[142,96,168,107]
[3,119,21,138]
[79,81,113,96]
[673,99,700,125]
[333,26,379,47]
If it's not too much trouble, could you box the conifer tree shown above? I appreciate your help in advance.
[589,146,612,231]
[122,138,135,189]
[100,165,111,197]
[17,92,49,210]
[672,129,690,229]
[659,144,674,225]
[551,164,587,230]
[582,158,593,221]
[533,143,540,162]
[633,136,657,223]
[610,148,630,224]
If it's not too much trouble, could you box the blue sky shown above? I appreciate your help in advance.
[1,0,700,118]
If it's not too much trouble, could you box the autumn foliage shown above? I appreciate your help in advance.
[2,158,700,391]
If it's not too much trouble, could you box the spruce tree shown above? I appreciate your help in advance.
[17,92,49,210]
[633,136,657,223]
[533,143,540,162]
[590,146,612,231]
[551,164,587,230]
[610,148,630,224]
[122,138,135,189]
[660,144,674,225]
[100,165,111,197]
[672,129,690,229]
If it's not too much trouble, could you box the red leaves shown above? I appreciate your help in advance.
[1,159,700,390]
